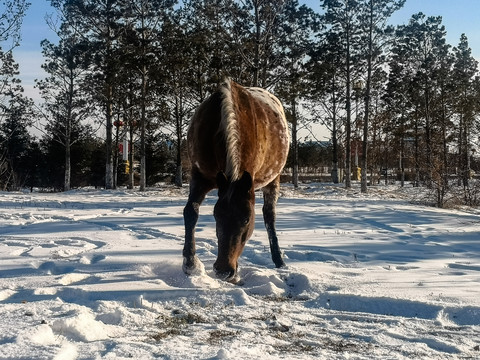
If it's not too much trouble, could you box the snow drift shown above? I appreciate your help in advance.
[0,184,479,359]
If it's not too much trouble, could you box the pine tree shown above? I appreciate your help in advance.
[357,0,404,193]
[155,5,196,187]
[391,13,450,190]
[121,0,176,190]
[0,0,30,50]
[0,45,35,190]
[36,26,92,191]
[308,31,344,184]
[452,34,478,197]
[321,0,362,188]
[275,0,318,188]
[230,0,288,87]
[51,0,129,189]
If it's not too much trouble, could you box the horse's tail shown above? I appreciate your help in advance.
[220,78,241,181]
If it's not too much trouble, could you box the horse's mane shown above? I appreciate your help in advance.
[219,79,241,181]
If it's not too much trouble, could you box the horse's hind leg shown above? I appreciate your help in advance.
[183,169,213,275]
[262,176,286,268]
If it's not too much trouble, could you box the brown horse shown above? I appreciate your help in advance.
[183,79,289,283]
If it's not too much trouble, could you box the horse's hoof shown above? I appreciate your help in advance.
[182,256,205,275]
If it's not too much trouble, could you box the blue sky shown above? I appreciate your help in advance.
[11,0,480,103]
[303,0,480,55]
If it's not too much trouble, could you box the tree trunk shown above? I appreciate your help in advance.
[113,116,120,189]
[291,99,299,188]
[414,108,420,187]
[400,131,405,187]
[252,0,261,87]
[345,18,352,188]
[330,75,339,184]
[174,121,183,187]
[361,0,374,193]
[105,84,114,189]
[174,95,183,187]
[128,125,134,189]
[424,81,432,186]
[64,137,71,191]
[139,66,147,191]
[64,71,74,192]
[331,122,339,184]
[139,12,147,191]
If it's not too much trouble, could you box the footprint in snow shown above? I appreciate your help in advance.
[79,254,106,265]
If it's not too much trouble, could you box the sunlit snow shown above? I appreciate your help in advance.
[0,184,479,359]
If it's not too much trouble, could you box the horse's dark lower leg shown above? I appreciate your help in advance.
[183,200,202,273]
[183,172,212,274]
[263,177,286,268]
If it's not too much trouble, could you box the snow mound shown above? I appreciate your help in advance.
[52,308,124,342]
[0,289,16,301]
[1,186,480,359]
[53,343,78,360]
[16,324,56,345]
[59,273,91,285]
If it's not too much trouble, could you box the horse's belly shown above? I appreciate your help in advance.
[251,129,289,189]
[253,168,283,189]
[252,147,288,189]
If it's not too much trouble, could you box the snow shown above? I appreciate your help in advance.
[0,183,479,359]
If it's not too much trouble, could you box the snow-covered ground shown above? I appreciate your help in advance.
[0,184,479,359]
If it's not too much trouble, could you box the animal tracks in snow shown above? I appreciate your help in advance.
[59,273,92,286]
[448,262,480,272]
[0,188,479,359]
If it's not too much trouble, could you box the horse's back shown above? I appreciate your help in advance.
[187,80,289,189]
[240,85,289,188]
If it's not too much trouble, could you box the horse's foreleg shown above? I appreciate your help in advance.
[183,172,212,275]
[262,177,286,268]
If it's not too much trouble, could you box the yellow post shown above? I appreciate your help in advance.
[355,167,361,181]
